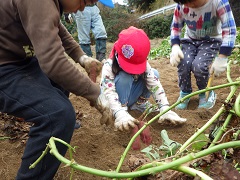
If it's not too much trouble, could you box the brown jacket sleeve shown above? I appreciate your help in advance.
[16,0,100,101]
[59,22,86,62]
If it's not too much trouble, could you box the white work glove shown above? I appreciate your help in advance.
[93,93,113,126]
[64,13,73,24]
[79,55,103,82]
[114,110,139,131]
[210,56,228,76]
[170,45,184,67]
[158,106,187,125]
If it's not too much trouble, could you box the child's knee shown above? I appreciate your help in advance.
[115,71,133,85]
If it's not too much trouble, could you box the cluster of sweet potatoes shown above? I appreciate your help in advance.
[131,120,152,150]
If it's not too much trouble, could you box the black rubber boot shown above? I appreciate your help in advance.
[80,44,93,57]
[96,38,107,61]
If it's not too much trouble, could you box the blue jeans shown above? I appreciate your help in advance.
[0,57,76,179]
[73,6,107,59]
[74,6,107,44]
[114,69,159,107]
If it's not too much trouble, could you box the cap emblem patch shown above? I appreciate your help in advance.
[122,45,134,59]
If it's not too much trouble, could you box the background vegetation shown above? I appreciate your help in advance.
[62,4,173,43]
[63,0,240,41]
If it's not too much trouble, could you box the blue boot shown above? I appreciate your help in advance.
[175,91,190,110]
[198,91,216,109]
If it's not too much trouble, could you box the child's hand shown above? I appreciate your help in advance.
[210,56,228,76]
[114,110,139,131]
[158,106,186,125]
[170,44,184,67]
[158,110,186,125]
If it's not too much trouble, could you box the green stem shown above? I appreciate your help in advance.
[129,162,213,180]
[38,138,240,179]
[177,106,225,154]
[0,137,11,140]
[67,141,76,180]
[227,60,233,84]
[234,93,240,117]
[29,144,50,169]
[116,81,240,173]
[174,81,240,108]
[178,81,239,153]
[29,137,75,169]
[209,113,233,148]
[115,116,157,172]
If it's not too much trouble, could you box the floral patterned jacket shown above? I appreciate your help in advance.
[100,59,169,115]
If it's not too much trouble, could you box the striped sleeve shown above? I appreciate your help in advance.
[170,4,185,46]
[217,0,236,55]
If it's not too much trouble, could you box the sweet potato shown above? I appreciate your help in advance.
[138,121,152,145]
[88,61,97,83]
[131,125,141,150]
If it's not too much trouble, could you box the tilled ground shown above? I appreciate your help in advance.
[1,40,240,179]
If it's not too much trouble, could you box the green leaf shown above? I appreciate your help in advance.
[191,133,209,151]
[141,145,160,161]
[159,130,182,157]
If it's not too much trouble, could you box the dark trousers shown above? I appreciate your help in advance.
[177,38,221,93]
[0,57,76,179]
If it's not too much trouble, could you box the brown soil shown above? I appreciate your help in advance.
[0,39,240,180]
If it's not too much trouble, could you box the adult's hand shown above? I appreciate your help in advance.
[92,93,113,125]
[79,55,103,82]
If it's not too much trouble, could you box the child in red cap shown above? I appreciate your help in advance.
[100,26,187,131]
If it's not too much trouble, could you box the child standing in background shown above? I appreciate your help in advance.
[170,0,236,110]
